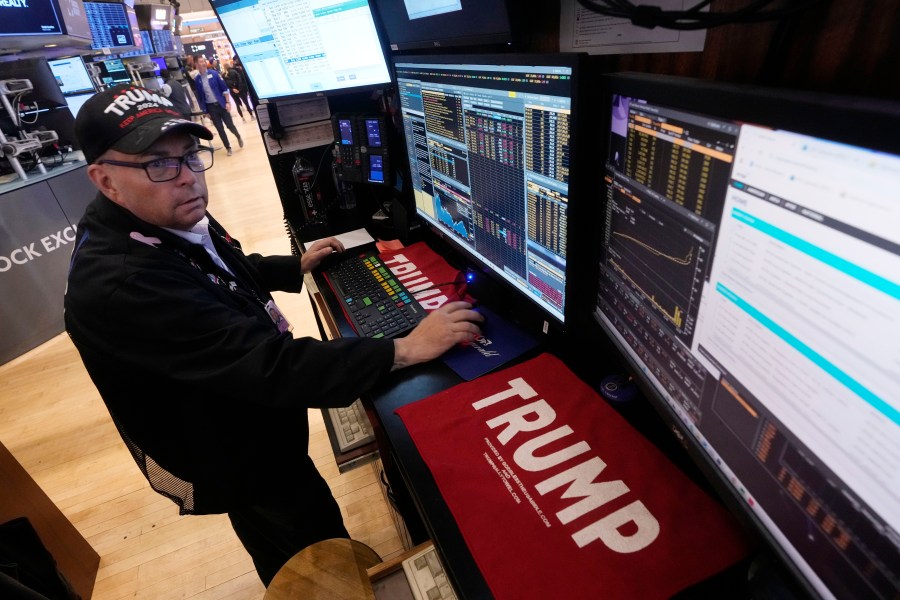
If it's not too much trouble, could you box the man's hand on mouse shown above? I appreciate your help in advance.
[300,237,345,274]
[391,301,485,370]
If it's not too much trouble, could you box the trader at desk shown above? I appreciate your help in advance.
[62,84,484,587]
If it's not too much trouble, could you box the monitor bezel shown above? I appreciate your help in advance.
[393,52,588,336]
[372,0,512,52]
[589,71,900,600]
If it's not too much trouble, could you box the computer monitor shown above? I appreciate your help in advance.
[395,54,583,327]
[135,3,173,31]
[150,28,175,54]
[209,0,391,101]
[94,58,131,87]
[139,29,154,54]
[0,0,63,36]
[149,57,166,74]
[84,1,137,51]
[592,72,900,600]
[47,56,95,97]
[372,0,512,51]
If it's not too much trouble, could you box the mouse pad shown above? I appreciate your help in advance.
[440,304,541,381]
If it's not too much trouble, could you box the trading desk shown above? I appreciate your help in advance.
[299,229,766,600]
[302,231,542,599]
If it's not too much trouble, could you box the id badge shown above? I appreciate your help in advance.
[265,299,293,333]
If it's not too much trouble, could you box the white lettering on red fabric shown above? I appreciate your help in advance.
[472,376,660,553]
[382,252,449,309]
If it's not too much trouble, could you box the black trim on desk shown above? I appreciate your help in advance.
[369,361,493,599]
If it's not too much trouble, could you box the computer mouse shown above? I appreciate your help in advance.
[316,250,345,272]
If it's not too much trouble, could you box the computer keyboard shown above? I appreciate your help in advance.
[323,249,426,339]
[327,399,376,453]
[402,543,458,600]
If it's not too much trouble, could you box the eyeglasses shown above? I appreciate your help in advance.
[96,146,214,182]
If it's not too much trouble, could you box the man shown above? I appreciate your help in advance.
[65,85,483,586]
[192,56,242,156]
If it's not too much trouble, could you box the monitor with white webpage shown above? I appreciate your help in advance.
[210,0,391,101]
[592,72,900,600]
[47,56,95,97]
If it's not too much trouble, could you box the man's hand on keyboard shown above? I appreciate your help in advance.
[300,237,345,274]
[391,301,484,370]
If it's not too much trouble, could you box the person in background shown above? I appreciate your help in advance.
[183,54,199,80]
[192,56,242,157]
[159,70,192,119]
[65,84,483,588]
[223,60,253,121]
[232,55,260,110]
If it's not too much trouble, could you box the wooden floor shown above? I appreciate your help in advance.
[0,111,405,599]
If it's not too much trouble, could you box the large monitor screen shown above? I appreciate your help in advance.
[47,56,95,96]
[395,54,580,325]
[372,0,511,51]
[0,0,63,36]
[210,0,391,100]
[85,1,137,50]
[593,73,900,600]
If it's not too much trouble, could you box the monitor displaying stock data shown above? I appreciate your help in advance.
[395,54,581,325]
[593,72,900,600]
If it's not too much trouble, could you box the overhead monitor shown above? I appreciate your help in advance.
[209,0,392,101]
[395,54,583,326]
[0,0,63,36]
[125,4,142,50]
[150,28,175,54]
[139,29,154,53]
[135,3,173,30]
[372,0,512,51]
[592,72,900,600]
[84,1,137,50]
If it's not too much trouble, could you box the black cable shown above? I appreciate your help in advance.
[574,0,827,30]
[309,144,333,190]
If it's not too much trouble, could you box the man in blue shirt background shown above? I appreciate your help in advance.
[193,57,243,156]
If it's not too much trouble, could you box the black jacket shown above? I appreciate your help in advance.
[164,78,192,117]
[223,68,246,94]
[64,195,394,514]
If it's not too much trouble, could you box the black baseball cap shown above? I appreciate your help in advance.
[75,84,213,164]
